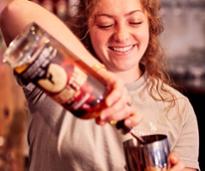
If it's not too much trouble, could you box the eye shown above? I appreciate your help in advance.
[96,24,113,29]
[129,21,143,26]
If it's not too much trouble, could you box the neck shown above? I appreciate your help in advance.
[113,67,143,84]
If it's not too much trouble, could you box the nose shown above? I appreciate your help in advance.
[112,24,130,42]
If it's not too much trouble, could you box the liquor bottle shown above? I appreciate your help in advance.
[3,22,130,134]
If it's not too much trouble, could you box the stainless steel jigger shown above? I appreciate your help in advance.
[123,134,170,171]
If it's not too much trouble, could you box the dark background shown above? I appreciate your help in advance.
[160,0,205,170]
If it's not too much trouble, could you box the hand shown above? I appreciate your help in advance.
[95,69,142,129]
[168,153,185,171]
[31,0,69,20]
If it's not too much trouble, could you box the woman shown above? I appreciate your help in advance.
[0,0,199,170]
[68,1,199,170]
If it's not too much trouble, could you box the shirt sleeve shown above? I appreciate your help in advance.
[172,97,200,170]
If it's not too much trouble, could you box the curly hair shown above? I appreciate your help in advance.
[67,0,175,104]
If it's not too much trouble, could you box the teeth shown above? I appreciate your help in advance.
[112,45,133,52]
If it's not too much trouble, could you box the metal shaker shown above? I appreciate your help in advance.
[123,134,170,171]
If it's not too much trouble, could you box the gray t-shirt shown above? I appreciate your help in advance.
[26,73,199,171]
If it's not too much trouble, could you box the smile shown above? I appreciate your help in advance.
[109,45,135,53]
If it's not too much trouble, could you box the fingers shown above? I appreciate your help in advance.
[168,153,185,171]
[95,74,142,129]
[99,80,130,122]
[124,112,142,128]
[104,74,128,106]
[31,0,69,21]
[96,103,141,131]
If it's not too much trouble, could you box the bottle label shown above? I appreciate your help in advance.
[15,42,89,109]
[5,23,107,119]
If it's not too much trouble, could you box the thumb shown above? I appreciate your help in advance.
[168,153,184,171]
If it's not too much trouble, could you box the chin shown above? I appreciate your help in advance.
[111,66,132,72]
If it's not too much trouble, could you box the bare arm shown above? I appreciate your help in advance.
[0,0,99,66]
[0,0,140,129]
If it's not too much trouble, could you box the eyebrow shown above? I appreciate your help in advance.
[94,10,143,19]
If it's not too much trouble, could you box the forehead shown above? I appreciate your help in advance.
[93,0,143,15]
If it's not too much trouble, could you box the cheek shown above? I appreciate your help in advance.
[89,29,110,56]
[144,23,150,42]
[90,34,101,55]
[138,26,150,47]
[143,32,150,47]
[90,30,107,46]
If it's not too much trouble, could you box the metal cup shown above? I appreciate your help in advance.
[123,134,170,171]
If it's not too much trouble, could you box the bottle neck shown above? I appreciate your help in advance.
[115,120,131,134]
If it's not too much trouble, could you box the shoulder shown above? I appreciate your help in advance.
[148,76,189,102]
[159,81,197,128]
[145,77,195,117]
[162,82,193,111]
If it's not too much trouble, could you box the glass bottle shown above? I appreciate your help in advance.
[3,22,130,134]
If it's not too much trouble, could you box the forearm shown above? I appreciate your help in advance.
[0,0,100,66]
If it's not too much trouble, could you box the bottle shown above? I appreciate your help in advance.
[3,22,130,134]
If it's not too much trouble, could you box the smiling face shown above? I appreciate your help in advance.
[88,0,149,77]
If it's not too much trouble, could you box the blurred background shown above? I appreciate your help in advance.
[0,0,205,170]
[160,1,205,170]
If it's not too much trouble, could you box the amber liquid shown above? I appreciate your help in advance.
[14,41,130,132]
[8,23,129,133]
[60,60,109,119]
[13,32,109,120]
[49,41,110,119]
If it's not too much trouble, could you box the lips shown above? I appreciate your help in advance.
[109,44,136,53]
